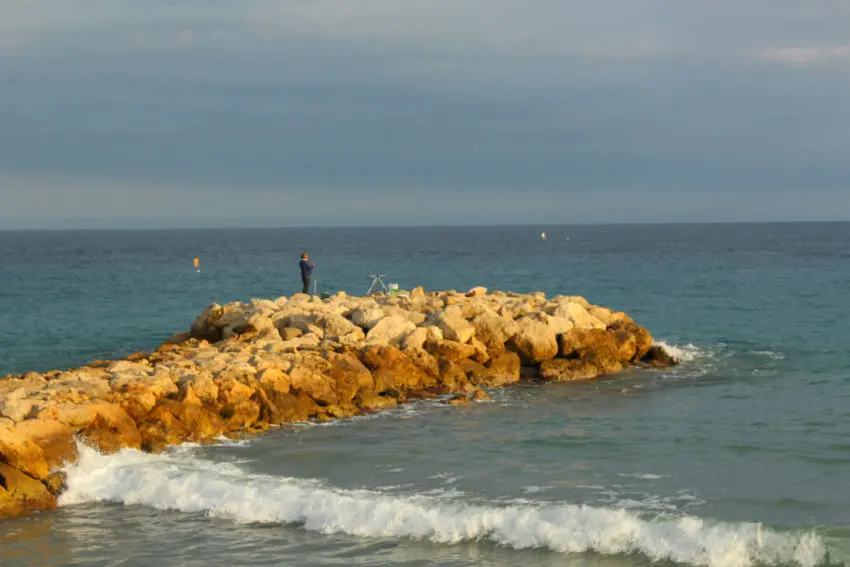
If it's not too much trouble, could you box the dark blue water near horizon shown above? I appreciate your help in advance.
[1,222,849,567]
[3,222,846,375]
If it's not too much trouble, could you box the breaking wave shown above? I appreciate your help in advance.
[60,446,833,567]
[654,341,705,363]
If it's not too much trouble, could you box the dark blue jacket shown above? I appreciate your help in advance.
[299,259,314,279]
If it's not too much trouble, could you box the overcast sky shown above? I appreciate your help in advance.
[1,0,849,228]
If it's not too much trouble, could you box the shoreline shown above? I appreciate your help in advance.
[0,288,675,519]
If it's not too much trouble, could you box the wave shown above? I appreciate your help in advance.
[60,445,833,567]
[654,341,705,363]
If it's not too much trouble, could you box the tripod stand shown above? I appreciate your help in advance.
[366,274,390,295]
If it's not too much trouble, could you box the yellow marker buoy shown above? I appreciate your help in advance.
[540,232,547,240]
[193,257,200,272]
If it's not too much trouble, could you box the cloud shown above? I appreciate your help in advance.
[758,45,850,66]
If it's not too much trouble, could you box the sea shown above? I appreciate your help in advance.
[0,223,848,567]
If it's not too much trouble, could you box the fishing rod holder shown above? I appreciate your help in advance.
[366,274,390,295]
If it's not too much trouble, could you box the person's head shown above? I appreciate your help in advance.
[301,253,308,260]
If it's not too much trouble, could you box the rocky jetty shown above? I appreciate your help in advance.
[0,288,674,518]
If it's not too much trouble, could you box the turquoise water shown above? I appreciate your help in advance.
[1,223,849,566]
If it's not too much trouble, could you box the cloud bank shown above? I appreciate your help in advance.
[1,0,849,227]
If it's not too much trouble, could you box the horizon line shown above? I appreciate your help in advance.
[1,218,849,232]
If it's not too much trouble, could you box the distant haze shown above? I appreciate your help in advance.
[1,1,849,228]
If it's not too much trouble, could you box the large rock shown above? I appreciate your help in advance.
[434,340,477,362]
[365,316,416,347]
[138,402,225,452]
[12,419,77,471]
[470,310,518,351]
[325,352,373,404]
[288,357,339,406]
[360,345,432,392]
[507,316,559,364]
[485,351,521,386]
[0,463,56,513]
[437,311,475,344]
[349,304,386,330]
[640,345,679,367]
[190,303,224,341]
[546,301,605,330]
[0,424,49,480]
[539,359,600,381]
[466,286,488,297]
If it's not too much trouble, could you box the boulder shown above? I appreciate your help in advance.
[360,346,431,392]
[349,305,386,330]
[466,286,488,297]
[547,301,606,330]
[12,419,77,471]
[471,310,518,351]
[326,352,374,404]
[437,312,475,344]
[365,316,416,347]
[316,313,365,342]
[139,402,225,451]
[278,327,304,341]
[402,327,430,351]
[485,351,521,386]
[190,303,224,341]
[0,424,49,480]
[640,345,679,367]
[437,360,470,391]
[0,463,56,513]
[434,340,477,362]
[471,389,492,401]
[288,358,339,406]
[220,400,261,431]
[255,368,291,395]
[539,359,600,381]
[507,316,559,364]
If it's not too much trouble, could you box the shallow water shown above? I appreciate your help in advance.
[1,223,849,566]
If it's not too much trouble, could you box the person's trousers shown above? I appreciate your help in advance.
[302,277,311,294]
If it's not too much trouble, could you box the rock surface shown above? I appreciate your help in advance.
[0,289,675,518]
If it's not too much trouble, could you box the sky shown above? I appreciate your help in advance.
[1,0,849,228]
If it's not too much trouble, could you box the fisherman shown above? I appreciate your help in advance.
[299,253,315,294]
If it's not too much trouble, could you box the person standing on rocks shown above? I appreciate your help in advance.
[299,253,315,294]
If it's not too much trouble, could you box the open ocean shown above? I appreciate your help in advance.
[1,222,849,567]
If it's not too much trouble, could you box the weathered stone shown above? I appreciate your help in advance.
[484,351,522,386]
[12,419,77,471]
[471,310,518,351]
[278,327,304,341]
[190,303,224,340]
[401,327,429,351]
[466,286,488,297]
[539,359,600,381]
[437,312,475,344]
[507,316,559,364]
[288,360,339,406]
[640,345,679,367]
[220,400,261,431]
[139,402,224,451]
[471,388,492,401]
[326,352,373,404]
[360,345,431,392]
[349,305,386,330]
[256,368,291,394]
[0,424,49,480]
[434,340,477,362]
[0,463,56,512]
[365,316,416,347]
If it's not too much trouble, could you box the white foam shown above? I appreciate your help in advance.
[59,446,832,567]
[654,341,704,363]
